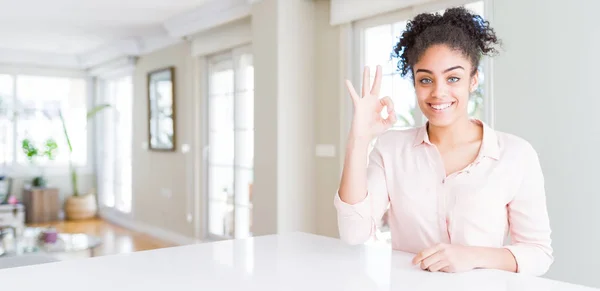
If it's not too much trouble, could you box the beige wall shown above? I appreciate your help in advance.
[314,0,342,238]
[252,0,318,235]
[276,0,316,234]
[132,42,196,238]
[250,0,279,236]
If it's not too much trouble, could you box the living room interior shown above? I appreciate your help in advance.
[0,0,599,289]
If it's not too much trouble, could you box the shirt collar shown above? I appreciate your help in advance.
[412,118,500,160]
[413,124,433,147]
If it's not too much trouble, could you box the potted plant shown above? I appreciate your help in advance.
[60,104,111,220]
[21,138,58,188]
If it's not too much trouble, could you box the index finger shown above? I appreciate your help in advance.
[371,65,382,96]
[345,80,360,103]
[361,66,370,97]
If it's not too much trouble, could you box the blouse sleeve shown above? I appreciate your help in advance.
[334,138,390,245]
[504,143,554,276]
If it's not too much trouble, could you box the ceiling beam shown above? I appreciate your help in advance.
[0,48,80,69]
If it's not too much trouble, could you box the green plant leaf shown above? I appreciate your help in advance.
[62,103,111,197]
[21,138,39,162]
[43,138,58,160]
[86,104,111,120]
[58,110,73,153]
[71,166,78,196]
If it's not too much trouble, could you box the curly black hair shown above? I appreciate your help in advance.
[392,6,501,79]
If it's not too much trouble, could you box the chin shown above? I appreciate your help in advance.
[425,116,456,128]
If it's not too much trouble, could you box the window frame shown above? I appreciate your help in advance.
[95,74,134,217]
[346,0,495,133]
[0,68,94,178]
[203,44,254,241]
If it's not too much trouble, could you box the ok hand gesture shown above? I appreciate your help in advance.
[346,65,397,141]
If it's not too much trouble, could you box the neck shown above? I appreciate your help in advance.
[427,118,480,147]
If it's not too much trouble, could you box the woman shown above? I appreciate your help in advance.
[335,7,553,276]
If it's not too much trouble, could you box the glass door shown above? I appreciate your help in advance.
[206,45,254,240]
[97,75,133,214]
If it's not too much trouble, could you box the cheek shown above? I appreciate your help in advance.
[415,86,431,102]
[450,85,471,103]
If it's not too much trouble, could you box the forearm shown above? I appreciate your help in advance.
[338,134,371,205]
[471,247,518,273]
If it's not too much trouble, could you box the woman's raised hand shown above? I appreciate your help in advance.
[346,65,397,141]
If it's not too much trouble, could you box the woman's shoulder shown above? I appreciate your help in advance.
[493,129,539,159]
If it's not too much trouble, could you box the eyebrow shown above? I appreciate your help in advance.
[415,66,465,74]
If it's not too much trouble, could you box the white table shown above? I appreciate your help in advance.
[0,232,596,290]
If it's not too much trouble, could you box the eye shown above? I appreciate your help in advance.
[419,78,432,84]
[448,77,460,83]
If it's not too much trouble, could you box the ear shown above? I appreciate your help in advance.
[470,71,479,93]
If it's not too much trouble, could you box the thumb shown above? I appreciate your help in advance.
[383,110,397,126]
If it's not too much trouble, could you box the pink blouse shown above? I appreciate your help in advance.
[334,119,553,276]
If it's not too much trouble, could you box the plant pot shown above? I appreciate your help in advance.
[64,193,97,220]
[31,176,47,188]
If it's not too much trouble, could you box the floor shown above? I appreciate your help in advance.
[28,218,175,257]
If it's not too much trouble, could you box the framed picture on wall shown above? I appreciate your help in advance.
[147,66,176,151]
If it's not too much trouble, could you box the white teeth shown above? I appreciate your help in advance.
[430,103,452,110]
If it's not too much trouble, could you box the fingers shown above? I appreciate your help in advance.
[413,244,444,265]
[427,260,450,273]
[420,250,445,271]
[385,110,397,126]
[345,80,360,104]
[371,65,382,96]
[362,66,370,97]
[380,96,394,113]
[379,96,397,125]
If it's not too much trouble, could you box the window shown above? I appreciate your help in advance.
[97,76,133,213]
[363,21,418,129]
[0,74,88,170]
[206,45,253,240]
[358,1,487,130]
[354,1,487,246]
[0,75,14,166]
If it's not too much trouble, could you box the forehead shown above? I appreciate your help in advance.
[414,44,471,72]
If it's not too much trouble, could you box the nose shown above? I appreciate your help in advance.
[431,81,449,99]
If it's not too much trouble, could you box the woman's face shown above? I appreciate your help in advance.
[412,44,478,128]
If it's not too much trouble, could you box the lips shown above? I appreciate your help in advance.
[428,102,455,111]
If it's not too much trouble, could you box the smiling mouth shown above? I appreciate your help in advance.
[428,102,455,111]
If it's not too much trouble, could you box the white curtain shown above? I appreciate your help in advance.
[95,76,132,213]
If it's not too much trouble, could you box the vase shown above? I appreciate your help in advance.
[64,193,97,220]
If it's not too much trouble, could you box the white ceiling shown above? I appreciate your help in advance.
[0,0,217,68]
